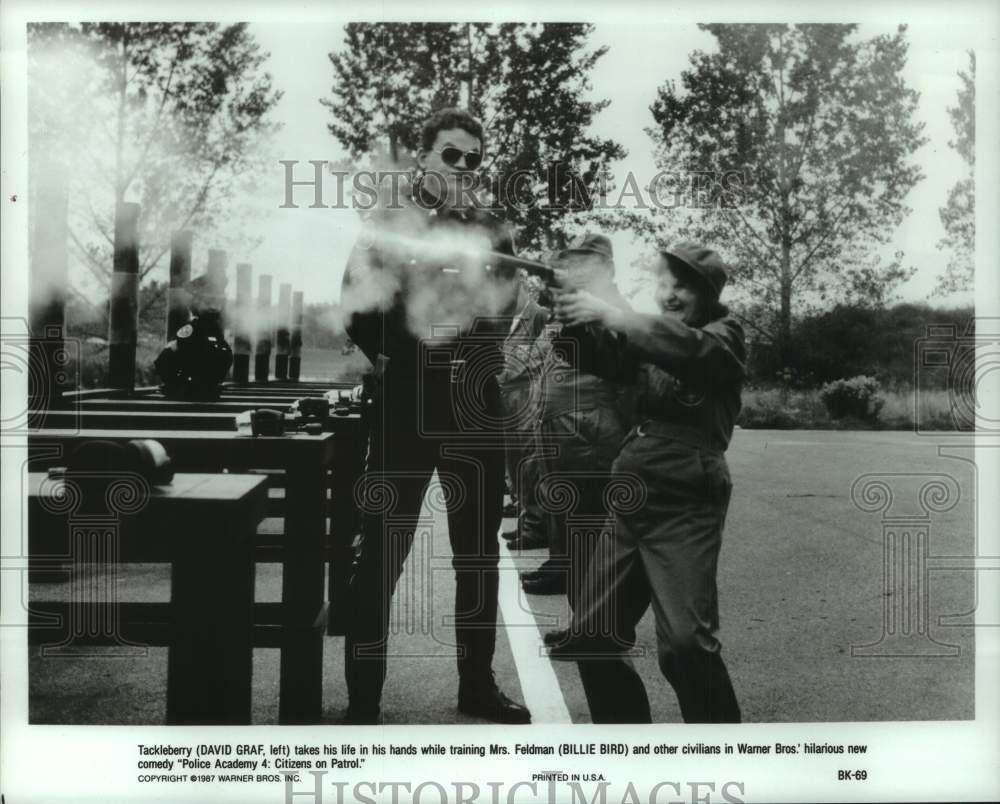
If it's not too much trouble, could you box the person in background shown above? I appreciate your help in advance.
[154,273,233,400]
[497,277,550,551]
[521,234,632,615]
[548,242,744,725]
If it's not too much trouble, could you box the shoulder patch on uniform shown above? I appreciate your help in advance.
[177,324,194,339]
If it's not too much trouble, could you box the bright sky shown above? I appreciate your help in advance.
[236,18,978,312]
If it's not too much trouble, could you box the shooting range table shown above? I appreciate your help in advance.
[34,404,367,637]
[28,429,336,724]
[76,398,345,413]
[28,471,265,725]
[33,406,362,432]
[58,380,369,636]
[63,380,356,400]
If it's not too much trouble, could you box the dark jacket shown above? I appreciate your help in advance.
[538,281,634,420]
[618,313,746,451]
[497,299,551,387]
[154,313,233,400]
[576,311,746,451]
[340,188,519,384]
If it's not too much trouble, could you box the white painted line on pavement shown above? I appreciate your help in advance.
[497,526,573,724]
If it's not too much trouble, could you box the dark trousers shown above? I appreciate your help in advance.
[499,381,545,540]
[537,403,625,609]
[345,372,505,711]
[572,429,741,723]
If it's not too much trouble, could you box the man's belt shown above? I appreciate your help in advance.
[632,419,725,453]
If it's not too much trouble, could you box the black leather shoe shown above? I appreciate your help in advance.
[502,502,518,518]
[458,682,531,724]
[543,628,569,646]
[501,529,519,541]
[522,573,566,595]
[522,559,559,582]
[507,535,547,551]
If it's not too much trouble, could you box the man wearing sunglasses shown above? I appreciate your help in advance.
[340,107,530,725]
[416,128,484,212]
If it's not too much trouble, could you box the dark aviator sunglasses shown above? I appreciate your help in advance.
[437,146,483,170]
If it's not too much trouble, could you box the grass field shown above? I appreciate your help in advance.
[739,386,961,430]
[295,346,369,382]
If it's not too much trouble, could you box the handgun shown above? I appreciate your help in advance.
[484,251,562,288]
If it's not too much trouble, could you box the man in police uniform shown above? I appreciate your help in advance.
[339,107,530,724]
[154,274,233,400]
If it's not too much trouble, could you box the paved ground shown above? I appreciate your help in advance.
[26,430,977,724]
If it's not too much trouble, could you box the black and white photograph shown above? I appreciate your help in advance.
[1,1,998,802]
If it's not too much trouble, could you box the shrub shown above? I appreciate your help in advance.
[819,375,885,422]
[738,389,798,429]
[737,388,830,429]
[744,303,975,387]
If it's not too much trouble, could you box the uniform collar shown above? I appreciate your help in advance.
[412,183,475,223]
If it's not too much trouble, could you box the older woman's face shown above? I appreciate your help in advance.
[655,261,705,325]
[555,252,611,290]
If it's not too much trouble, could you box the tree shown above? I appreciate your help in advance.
[322,24,468,165]
[934,51,975,295]
[749,301,975,387]
[321,23,624,253]
[27,23,282,305]
[644,24,926,361]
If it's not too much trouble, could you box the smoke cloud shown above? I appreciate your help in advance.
[340,203,519,343]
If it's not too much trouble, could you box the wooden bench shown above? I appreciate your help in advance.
[28,429,336,724]
[76,399,326,413]
[30,408,366,638]
[58,381,369,638]
[28,471,265,724]
[57,380,357,406]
